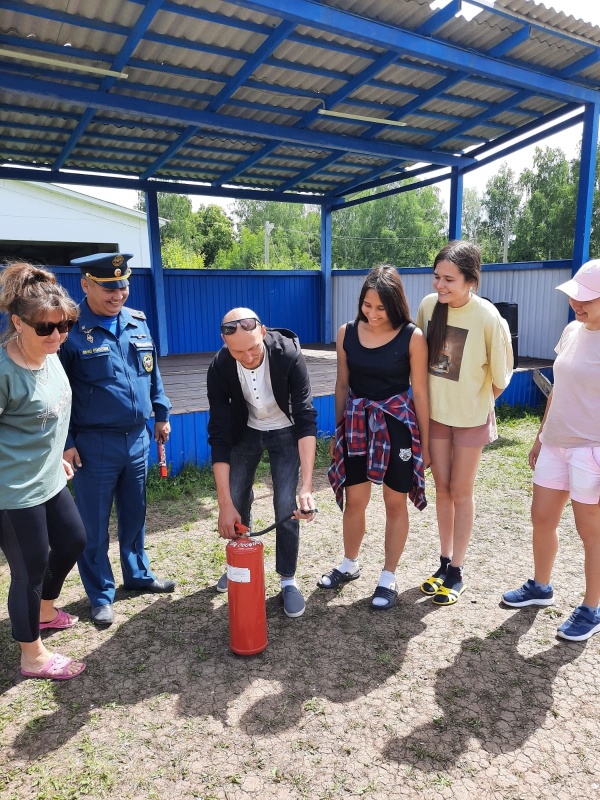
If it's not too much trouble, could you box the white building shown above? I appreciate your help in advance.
[0,180,155,266]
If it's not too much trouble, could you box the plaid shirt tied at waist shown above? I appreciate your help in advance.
[328,390,427,512]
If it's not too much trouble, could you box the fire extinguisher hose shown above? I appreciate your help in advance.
[234,508,318,537]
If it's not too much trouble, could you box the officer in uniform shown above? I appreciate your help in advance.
[60,253,174,626]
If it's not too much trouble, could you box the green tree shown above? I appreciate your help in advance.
[136,192,197,249]
[480,164,522,263]
[229,200,320,269]
[332,184,447,269]
[161,239,204,270]
[192,204,234,267]
[510,147,576,261]
[461,187,485,245]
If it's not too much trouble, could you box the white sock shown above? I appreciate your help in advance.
[281,577,297,589]
[320,557,359,586]
[340,557,359,575]
[372,569,396,607]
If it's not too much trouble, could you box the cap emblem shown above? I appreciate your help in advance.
[112,255,125,268]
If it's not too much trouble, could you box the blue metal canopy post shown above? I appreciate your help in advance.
[320,203,333,344]
[573,103,600,271]
[449,167,463,241]
[144,189,169,356]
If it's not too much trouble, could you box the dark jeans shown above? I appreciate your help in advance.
[0,487,86,642]
[229,426,300,577]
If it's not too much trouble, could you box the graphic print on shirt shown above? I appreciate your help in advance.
[429,324,468,382]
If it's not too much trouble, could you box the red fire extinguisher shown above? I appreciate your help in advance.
[226,536,268,656]
[157,439,168,479]
[225,510,318,656]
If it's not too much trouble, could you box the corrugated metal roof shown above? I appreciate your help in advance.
[1,0,599,200]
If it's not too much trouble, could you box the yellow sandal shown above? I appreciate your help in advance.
[420,574,445,595]
[431,584,466,605]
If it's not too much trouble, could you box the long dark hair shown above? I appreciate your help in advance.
[0,262,78,343]
[356,265,411,329]
[426,241,481,364]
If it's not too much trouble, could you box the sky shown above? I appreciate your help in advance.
[61,0,600,212]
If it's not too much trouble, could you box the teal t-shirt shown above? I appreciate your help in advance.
[0,348,71,509]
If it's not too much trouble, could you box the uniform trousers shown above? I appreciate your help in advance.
[73,425,155,607]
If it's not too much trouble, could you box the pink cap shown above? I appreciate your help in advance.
[556,260,600,301]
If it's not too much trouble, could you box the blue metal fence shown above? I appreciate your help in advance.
[164,269,321,352]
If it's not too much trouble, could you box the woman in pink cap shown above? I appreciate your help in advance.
[502,259,600,641]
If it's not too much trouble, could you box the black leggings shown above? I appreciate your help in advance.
[0,487,86,643]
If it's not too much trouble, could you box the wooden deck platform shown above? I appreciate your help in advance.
[158,347,551,416]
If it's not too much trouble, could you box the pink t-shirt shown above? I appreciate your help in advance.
[540,321,600,449]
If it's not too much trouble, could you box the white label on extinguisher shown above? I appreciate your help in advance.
[227,565,251,583]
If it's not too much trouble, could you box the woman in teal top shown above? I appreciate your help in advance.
[0,262,86,681]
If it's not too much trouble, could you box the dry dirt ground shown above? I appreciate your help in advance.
[1,416,599,800]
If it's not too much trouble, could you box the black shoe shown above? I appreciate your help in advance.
[91,604,114,625]
[123,579,176,593]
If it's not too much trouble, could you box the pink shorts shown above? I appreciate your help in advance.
[534,444,600,504]
[429,411,497,448]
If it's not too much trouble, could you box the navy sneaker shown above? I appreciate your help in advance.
[502,579,554,608]
[557,605,600,641]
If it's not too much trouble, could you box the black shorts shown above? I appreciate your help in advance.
[343,413,414,494]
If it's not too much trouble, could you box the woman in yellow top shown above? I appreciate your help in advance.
[416,241,513,605]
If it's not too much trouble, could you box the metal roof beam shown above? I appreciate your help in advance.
[214,49,415,185]
[331,172,448,210]
[233,0,600,105]
[0,165,318,203]
[332,106,584,201]
[141,20,295,178]
[487,26,531,58]
[0,0,130,36]
[0,73,474,168]
[561,51,600,79]
[417,0,461,36]
[53,0,166,170]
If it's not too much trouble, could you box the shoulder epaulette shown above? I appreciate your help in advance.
[126,307,147,321]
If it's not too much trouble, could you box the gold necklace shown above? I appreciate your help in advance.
[17,337,49,385]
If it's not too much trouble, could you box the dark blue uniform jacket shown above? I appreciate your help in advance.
[59,300,171,449]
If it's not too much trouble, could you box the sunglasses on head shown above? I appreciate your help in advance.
[22,318,75,337]
[220,317,261,335]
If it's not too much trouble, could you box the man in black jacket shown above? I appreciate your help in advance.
[207,307,318,618]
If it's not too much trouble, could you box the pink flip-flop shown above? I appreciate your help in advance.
[39,609,79,630]
[20,653,86,681]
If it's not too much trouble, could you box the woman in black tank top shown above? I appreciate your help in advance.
[318,265,430,610]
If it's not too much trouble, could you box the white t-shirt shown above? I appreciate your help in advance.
[540,321,600,448]
[236,351,292,432]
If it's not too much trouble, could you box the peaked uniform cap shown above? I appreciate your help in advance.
[71,253,133,288]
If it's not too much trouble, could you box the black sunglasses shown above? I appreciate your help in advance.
[220,317,261,335]
[22,318,75,337]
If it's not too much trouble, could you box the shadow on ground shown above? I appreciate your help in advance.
[382,607,584,768]
[6,585,439,759]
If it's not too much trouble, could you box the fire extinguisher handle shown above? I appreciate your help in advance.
[250,509,319,537]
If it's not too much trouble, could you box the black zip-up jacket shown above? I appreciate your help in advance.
[207,328,318,464]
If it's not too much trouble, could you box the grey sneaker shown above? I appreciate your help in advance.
[282,585,305,618]
[216,572,228,593]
